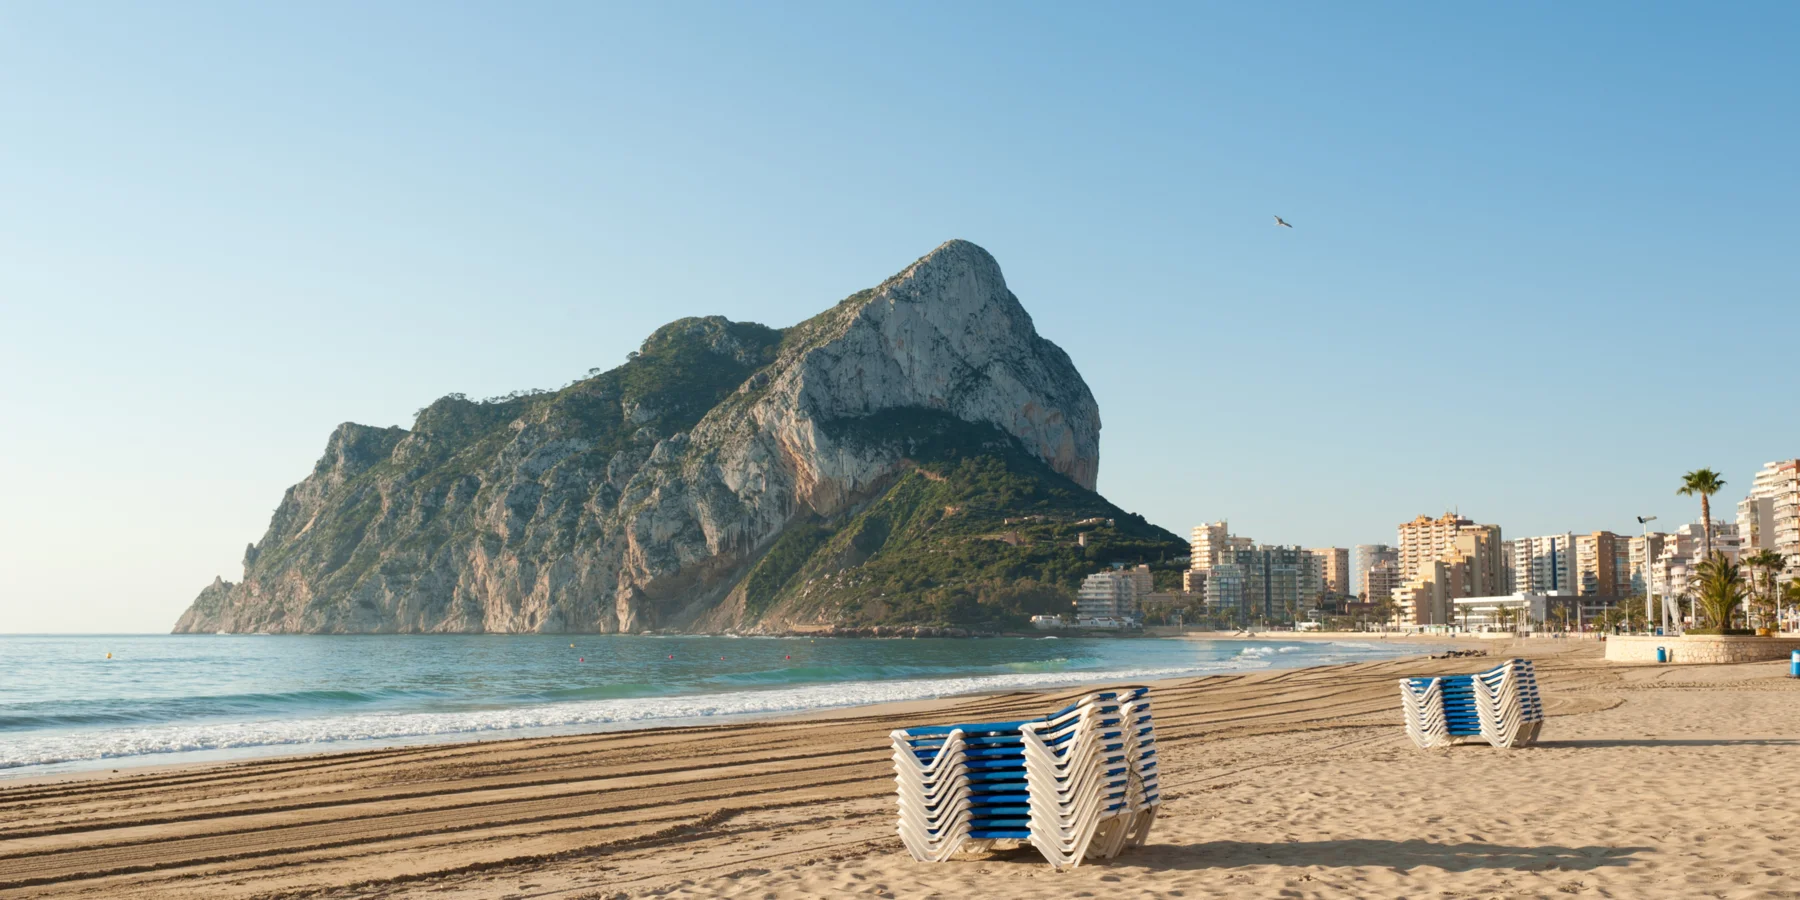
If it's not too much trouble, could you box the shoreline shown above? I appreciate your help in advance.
[9,639,1793,899]
[7,637,1785,900]
[0,635,1442,785]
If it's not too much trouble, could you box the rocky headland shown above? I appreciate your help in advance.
[174,240,1182,634]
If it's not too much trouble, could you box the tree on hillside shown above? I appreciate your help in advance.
[1677,469,1727,561]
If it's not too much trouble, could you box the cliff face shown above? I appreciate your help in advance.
[174,240,1133,634]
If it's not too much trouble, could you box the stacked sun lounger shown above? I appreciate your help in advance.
[1399,658,1543,750]
[891,687,1160,869]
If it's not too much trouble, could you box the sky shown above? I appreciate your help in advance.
[2,2,1796,633]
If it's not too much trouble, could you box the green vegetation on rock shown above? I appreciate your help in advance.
[748,410,1185,631]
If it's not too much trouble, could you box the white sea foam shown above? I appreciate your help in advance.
[1237,645,1298,657]
[0,658,1282,772]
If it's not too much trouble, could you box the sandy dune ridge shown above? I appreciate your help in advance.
[3,639,1799,898]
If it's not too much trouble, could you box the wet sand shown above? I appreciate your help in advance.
[4,638,1798,899]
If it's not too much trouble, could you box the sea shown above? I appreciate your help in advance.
[0,633,1422,778]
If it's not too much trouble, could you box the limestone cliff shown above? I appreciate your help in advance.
[174,241,1169,634]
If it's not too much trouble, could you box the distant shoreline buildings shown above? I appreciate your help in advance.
[1174,457,1797,628]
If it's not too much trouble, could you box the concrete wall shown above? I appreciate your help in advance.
[1604,634,1800,664]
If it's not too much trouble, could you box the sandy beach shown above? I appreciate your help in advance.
[4,638,1799,899]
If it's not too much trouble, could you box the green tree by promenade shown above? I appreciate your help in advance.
[1783,578,1800,633]
[1742,549,1785,629]
[1691,553,1749,634]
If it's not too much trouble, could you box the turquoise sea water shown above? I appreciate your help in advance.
[0,634,1422,777]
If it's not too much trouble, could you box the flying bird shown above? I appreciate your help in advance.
[1273,215,1293,228]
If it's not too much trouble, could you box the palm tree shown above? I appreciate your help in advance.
[1677,469,1728,560]
[1743,549,1785,628]
[1782,578,1800,634]
[1692,553,1748,633]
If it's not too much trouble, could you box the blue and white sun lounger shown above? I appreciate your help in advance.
[892,687,1161,869]
[1399,659,1543,749]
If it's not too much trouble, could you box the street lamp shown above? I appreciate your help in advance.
[1637,515,1657,634]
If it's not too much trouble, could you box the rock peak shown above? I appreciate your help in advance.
[175,241,1104,635]
[884,239,1004,293]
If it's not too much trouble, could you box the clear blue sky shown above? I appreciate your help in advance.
[3,2,1796,632]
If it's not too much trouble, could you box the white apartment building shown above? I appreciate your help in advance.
[1076,564,1152,625]
[1510,534,1577,595]
[1739,459,1800,576]
[1650,520,1742,600]
[1629,532,1666,596]
[1189,522,1229,572]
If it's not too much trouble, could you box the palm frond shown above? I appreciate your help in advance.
[1693,552,1748,630]
[1677,468,1727,497]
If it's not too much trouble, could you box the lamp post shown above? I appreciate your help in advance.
[1637,515,1658,634]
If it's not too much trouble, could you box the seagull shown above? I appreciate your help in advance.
[1273,215,1293,228]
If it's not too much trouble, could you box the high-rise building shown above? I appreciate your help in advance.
[1365,558,1403,606]
[1574,531,1631,598]
[1181,569,1208,595]
[1355,544,1398,599]
[1455,525,1508,598]
[1740,460,1800,576]
[1634,521,1744,605]
[1391,519,1503,625]
[1309,547,1350,597]
[1189,522,1234,573]
[1125,563,1153,599]
[1205,563,1245,613]
[1397,513,1475,585]
[1629,532,1666,597]
[1076,564,1153,623]
[1510,534,1577,595]
[1500,539,1518,592]
[1209,545,1321,622]
[1673,519,1743,563]
[1739,495,1777,555]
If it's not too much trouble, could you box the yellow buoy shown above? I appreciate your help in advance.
[105,652,112,659]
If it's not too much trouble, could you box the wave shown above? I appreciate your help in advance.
[1235,645,1305,658]
[0,656,1281,772]
[0,687,442,732]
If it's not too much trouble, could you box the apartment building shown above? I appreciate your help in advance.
[1574,531,1631,598]
[1189,522,1249,569]
[1629,532,1667,597]
[1207,545,1321,622]
[1355,544,1399,600]
[1638,520,1743,601]
[1509,533,1577,595]
[1365,558,1403,606]
[1181,568,1208,595]
[1205,563,1246,614]
[1392,522,1505,626]
[1739,459,1800,576]
[1076,564,1153,624]
[1397,513,1476,584]
[1309,547,1351,597]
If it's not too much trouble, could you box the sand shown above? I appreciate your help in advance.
[4,638,1799,899]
